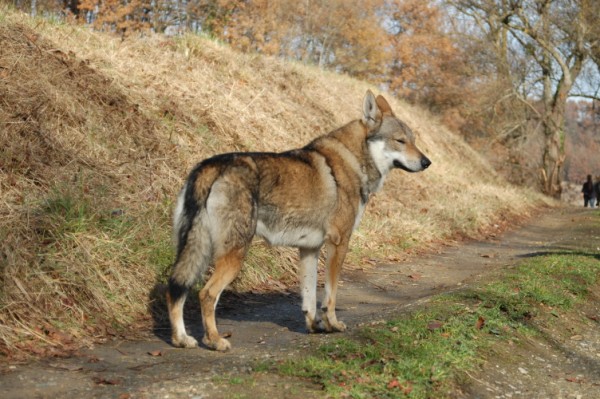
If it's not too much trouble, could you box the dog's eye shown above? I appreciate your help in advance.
[396,139,406,144]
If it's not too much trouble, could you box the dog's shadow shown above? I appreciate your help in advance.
[148,282,306,346]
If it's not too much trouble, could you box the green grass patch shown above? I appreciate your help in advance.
[9,183,175,336]
[271,252,599,398]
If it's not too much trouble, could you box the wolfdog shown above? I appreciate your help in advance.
[167,91,431,351]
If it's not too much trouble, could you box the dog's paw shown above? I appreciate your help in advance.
[202,336,231,352]
[172,334,198,348]
[329,320,347,332]
[306,318,327,333]
[321,317,347,333]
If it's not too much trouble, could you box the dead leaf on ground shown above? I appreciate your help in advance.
[427,321,443,331]
[565,377,584,383]
[475,316,485,330]
[147,350,162,357]
[386,255,404,262]
[92,376,122,385]
[387,378,413,394]
[50,331,74,344]
[387,378,401,389]
[585,314,599,322]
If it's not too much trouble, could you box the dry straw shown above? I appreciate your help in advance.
[0,6,552,358]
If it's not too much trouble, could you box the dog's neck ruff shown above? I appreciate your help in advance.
[367,139,391,193]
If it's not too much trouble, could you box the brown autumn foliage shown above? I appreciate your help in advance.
[78,0,150,35]
[210,0,396,81]
[385,0,469,111]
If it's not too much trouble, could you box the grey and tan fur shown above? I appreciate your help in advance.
[167,91,431,351]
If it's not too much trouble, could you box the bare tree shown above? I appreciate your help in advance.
[448,0,599,197]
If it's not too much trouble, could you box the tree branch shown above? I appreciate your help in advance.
[508,6,578,86]
[569,93,600,101]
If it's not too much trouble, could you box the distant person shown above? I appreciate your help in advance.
[595,177,600,207]
[581,175,596,208]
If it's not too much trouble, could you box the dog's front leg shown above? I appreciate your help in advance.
[321,239,349,332]
[298,247,321,332]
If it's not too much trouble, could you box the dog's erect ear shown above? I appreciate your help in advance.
[362,90,382,130]
[376,95,393,115]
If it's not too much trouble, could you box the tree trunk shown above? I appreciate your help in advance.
[540,121,564,198]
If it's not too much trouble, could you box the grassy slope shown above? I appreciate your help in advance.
[0,6,551,357]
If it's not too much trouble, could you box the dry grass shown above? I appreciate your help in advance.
[0,6,552,358]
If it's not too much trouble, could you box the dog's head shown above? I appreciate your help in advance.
[362,90,431,174]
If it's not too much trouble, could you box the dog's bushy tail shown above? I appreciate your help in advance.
[168,166,218,304]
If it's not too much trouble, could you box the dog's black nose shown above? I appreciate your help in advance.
[421,156,431,169]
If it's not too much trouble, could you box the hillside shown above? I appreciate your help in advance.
[0,6,550,358]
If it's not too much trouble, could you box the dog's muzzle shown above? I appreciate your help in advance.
[393,156,431,172]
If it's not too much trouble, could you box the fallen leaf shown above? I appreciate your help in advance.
[566,377,583,383]
[93,377,122,385]
[147,350,162,357]
[570,335,583,341]
[387,379,401,389]
[387,379,412,394]
[475,316,485,330]
[585,314,599,322]
[427,321,443,331]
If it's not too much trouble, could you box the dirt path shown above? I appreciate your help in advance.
[1,207,599,398]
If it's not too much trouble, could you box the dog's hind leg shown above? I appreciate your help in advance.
[199,170,257,351]
[320,238,350,332]
[298,247,321,332]
[199,248,245,351]
[167,279,198,348]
